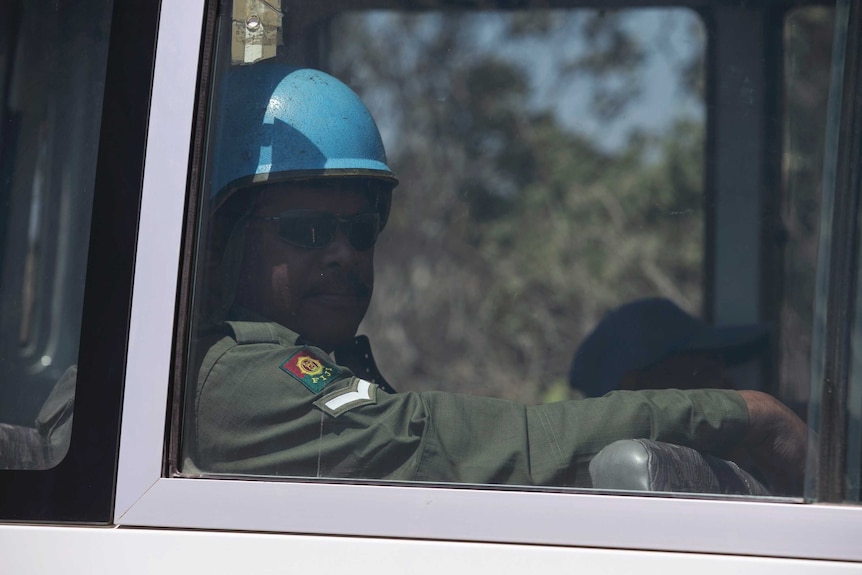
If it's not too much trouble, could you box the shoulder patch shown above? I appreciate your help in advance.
[280,347,342,394]
[314,378,378,418]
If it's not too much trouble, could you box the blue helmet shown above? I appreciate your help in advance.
[202,65,397,328]
[209,63,397,211]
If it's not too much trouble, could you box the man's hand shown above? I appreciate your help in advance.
[735,390,812,495]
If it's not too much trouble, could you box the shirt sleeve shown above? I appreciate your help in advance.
[420,388,748,486]
[187,336,749,488]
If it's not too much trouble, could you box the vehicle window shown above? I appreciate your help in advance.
[333,9,706,405]
[780,5,834,422]
[810,0,862,504]
[0,0,112,470]
[180,0,832,499]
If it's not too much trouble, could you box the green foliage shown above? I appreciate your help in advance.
[330,9,706,403]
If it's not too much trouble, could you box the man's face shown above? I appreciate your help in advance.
[235,181,377,351]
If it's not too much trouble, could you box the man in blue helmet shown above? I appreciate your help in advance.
[185,64,809,494]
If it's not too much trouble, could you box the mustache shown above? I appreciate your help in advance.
[305,270,372,298]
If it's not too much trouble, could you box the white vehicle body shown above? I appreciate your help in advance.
[1,0,861,572]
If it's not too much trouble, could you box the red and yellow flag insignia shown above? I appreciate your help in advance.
[280,347,342,394]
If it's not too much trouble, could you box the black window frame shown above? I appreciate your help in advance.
[0,0,160,523]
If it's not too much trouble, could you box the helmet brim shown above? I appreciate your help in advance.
[212,168,398,215]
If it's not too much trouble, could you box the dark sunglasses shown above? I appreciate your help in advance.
[252,210,382,251]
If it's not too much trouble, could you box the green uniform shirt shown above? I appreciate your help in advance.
[186,321,749,487]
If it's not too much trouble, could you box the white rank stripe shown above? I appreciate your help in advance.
[324,379,373,411]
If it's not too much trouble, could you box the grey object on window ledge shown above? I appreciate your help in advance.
[0,365,76,470]
[589,439,770,496]
[0,423,45,469]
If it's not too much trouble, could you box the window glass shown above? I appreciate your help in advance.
[181,0,827,499]
[0,0,112,469]
[331,10,705,404]
[780,5,834,422]
[819,0,862,504]
[850,225,862,502]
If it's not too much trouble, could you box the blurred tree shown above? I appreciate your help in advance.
[327,8,707,403]
[780,6,834,414]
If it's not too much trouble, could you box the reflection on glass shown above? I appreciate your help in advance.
[332,10,707,404]
[781,6,834,422]
[183,4,815,498]
[0,0,113,469]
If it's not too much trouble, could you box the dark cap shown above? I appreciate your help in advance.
[569,298,768,397]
